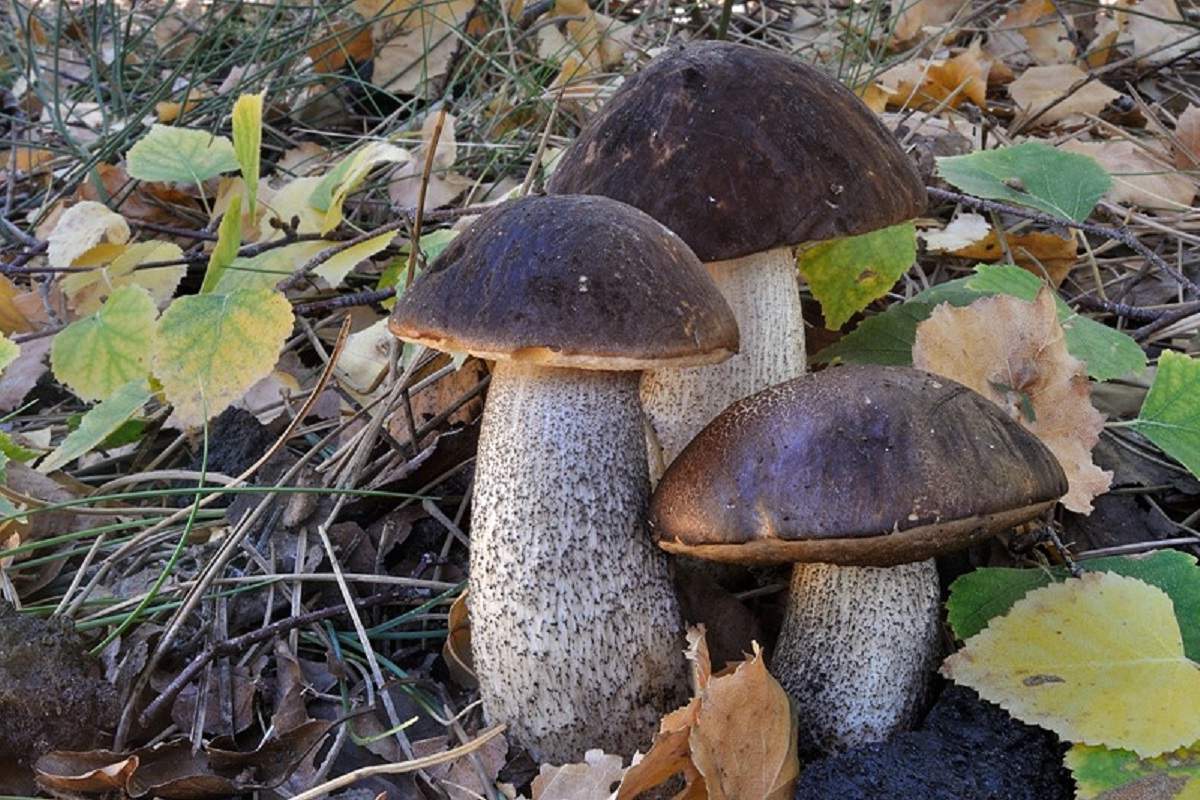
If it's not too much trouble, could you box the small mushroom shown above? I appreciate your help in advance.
[389,195,738,763]
[549,41,926,474]
[649,365,1067,751]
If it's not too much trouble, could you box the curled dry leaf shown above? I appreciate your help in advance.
[35,752,139,794]
[46,200,131,268]
[443,590,477,688]
[912,289,1111,513]
[1060,139,1197,211]
[1008,65,1120,126]
[986,0,1074,68]
[872,43,989,111]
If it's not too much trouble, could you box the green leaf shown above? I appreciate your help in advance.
[0,333,17,375]
[815,264,1145,381]
[51,285,157,401]
[309,141,411,233]
[38,381,152,473]
[126,124,239,184]
[199,195,243,294]
[797,221,916,330]
[313,230,397,288]
[1134,351,1200,480]
[0,431,39,463]
[946,550,1200,660]
[231,93,263,213]
[215,242,325,293]
[152,288,294,426]
[936,142,1112,223]
[1067,742,1200,799]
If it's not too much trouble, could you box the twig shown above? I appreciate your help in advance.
[288,725,507,800]
[925,186,1200,297]
[408,109,449,289]
[294,288,397,315]
[138,587,426,727]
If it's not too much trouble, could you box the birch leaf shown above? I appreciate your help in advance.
[231,93,263,212]
[38,381,152,473]
[126,124,239,183]
[51,285,157,402]
[61,240,185,314]
[46,201,131,268]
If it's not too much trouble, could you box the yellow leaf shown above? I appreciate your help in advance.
[0,334,16,375]
[913,289,1111,513]
[0,275,35,335]
[313,230,397,288]
[46,201,131,268]
[231,93,264,213]
[61,240,186,314]
[152,288,294,426]
[310,142,412,233]
[51,285,157,402]
[942,572,1200,758]
[257,176,325,240]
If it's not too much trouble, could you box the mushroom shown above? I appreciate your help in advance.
[549,40,926,475]
[649,365,1067,751]
[388,195,739,763]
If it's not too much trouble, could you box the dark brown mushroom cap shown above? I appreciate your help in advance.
[649,366,1067,567]
[547,41,927,263]
[388,195,738,370]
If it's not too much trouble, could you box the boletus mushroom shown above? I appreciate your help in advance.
[649,365,1067,751]
[388,195,738,763]
[549,41,926,475]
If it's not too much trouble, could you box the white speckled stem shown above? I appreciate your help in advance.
[641,246,806,480]
[469,361,688,764]
[771,560,941,752]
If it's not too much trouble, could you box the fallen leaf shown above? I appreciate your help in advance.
[38,381,152,474]
[987,0,1074,67]
[1060,139,1197,211]
[893,0,969,42]
[61,240,186,314]
[912,289,1112,513]
[126,124,239,184]
[0,275,35,334]
[921,212,992,252]
[152,288,294,426]
[1008,64,1121,126]
[0,337,51,412]
[35,752,139,793]
[310,141,412,232]
[1173,105,1200,169]
[942,572,1200,758]
[77,163,190,225]
[51,285,157,402]
[413,733,507,800]
[389,113,473,212]
[199,194,243,293]
[689,643,798,800]
[798,221,917,330]
[950,228,1078,286]
[0,334,16,376]
[1133,351,1200,480]
[532,750,625,800]
[307,20,374,73]
[47,201,131,268]
[873,43,989,111]
[370,0,473,96]
[1067,742,1200,799]
[1128,0,1196,64]
[443,590,476,688]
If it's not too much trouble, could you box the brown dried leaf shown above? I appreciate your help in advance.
[690,643,799,800]
[1173,105,1200,169]
[912,289,1112,513]
[0,275,36,335]
[893,0,969,43]
[413,733,508,800]
[389,113,473,212]
[308,21,374,73]
[35,752,139,793]
[874,43,989,111]
[1128,0,1194,64]
[532,750,626,800]
[1060,139,1196,211]
[443,589,477,688]
[1008,65,1120,126]
[987,0,1075,67]
[0,337,50,412]
[950,229,1078,286]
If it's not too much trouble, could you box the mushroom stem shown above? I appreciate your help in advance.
[642,246,805,478]
[469,360,688,763]
[771,560,941,752]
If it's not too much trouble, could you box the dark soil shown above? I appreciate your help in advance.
[0,601,117,792]
[794,685,1073,800]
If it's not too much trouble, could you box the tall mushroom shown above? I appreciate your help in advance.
[549,40,926,474]
[649,366,1067,751]
[388,195,738,763]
